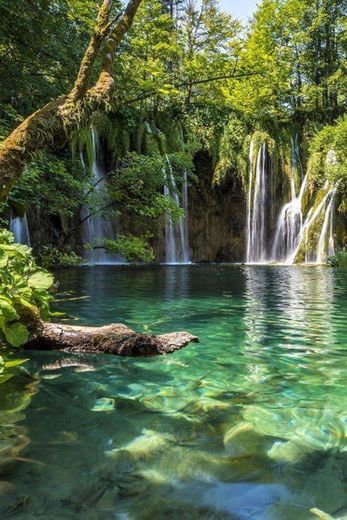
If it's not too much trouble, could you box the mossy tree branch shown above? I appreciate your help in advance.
[0,0,144,202]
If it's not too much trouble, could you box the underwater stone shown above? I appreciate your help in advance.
[224,421,265,457]
[267,440,308,463]
[91,398,115,412]
[106,429,175,460]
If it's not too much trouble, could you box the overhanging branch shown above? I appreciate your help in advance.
[125,71,264,104]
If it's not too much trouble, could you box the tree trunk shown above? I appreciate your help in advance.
[0,97,67,200]
[24,322,198,356]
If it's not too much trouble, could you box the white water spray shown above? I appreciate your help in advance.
[80,128,124,265]
[10,214,31,245]
[247,143,267,263]
[271,175,307,262]
[316,188,336,263]
[163,157,190,264]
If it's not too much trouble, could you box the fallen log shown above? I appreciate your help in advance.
[24,322,199,356]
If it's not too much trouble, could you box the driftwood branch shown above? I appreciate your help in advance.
[25,322,199,356]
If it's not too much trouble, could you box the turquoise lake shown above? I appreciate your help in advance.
[0,265,346,519]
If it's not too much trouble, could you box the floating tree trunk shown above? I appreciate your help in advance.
[24,322,198,357]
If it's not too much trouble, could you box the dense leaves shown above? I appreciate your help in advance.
[0,230,53,349]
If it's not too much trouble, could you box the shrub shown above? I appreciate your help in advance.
[328,249,347,267]
[36,246,83,269]
[102,235,154,262]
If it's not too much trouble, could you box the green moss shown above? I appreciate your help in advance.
[213,115,248,184]
[157,118,184,153]
[143,121,168,156]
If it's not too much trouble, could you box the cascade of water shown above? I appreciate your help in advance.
[287,188,335,264]
[245,135,337,265]
[9,214,31,245]
[80,128,123,265]
[270,136,307,262]
[246,140,254,263]
[163,168,177,264]
[163,157,190,264]
[271,175,307,262]
[181,170,190,263]
[247,143,267,263]
[316,188,336,263]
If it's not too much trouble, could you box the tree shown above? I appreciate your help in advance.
[0,0,143,202]
[229,0,346,126]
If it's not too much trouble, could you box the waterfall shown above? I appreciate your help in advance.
[288,187,336,264]
[163,158,190,264]
[245,137,337,265]
[247,143,268,263]
[316,188,336,263]
[10,214,31,245]
[270,136,306,262]
[246,139,254,263]
[80,128,123,265]
[271,175,307,262]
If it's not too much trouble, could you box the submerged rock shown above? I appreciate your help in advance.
[106,429,175,460]
[224,421,265,457]
[91,397,115,412]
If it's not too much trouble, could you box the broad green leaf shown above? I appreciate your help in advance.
[28,271,54,290]
[0,297,18,321]
[1,244,30,257]
[4,323,29,348]
[0,248,9,268]
[4,358,28,368]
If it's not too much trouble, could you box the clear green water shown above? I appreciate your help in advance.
[1,265,346,519]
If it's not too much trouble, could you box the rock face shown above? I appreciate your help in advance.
[188,151,246,262]
[24,322,199,356]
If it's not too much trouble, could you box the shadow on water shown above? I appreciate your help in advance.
[0,265,346,519]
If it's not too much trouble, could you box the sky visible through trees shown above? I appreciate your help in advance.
[219,0,258,20]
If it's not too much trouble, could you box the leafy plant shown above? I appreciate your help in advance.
[328,249,347,267]
[102,235,155,263]
[36,247,83,270]
[0,229,54,349]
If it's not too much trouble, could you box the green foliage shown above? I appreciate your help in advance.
[108,152,187,221]
[0,230,53,349]
[230,0,346,124]
[308,116,347,195]
[328,249,347,267]
[213,115,248,183]
[103,236,155,263]
[0,0,94,124]
[2,150,88,219]
[36,247,83,270]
